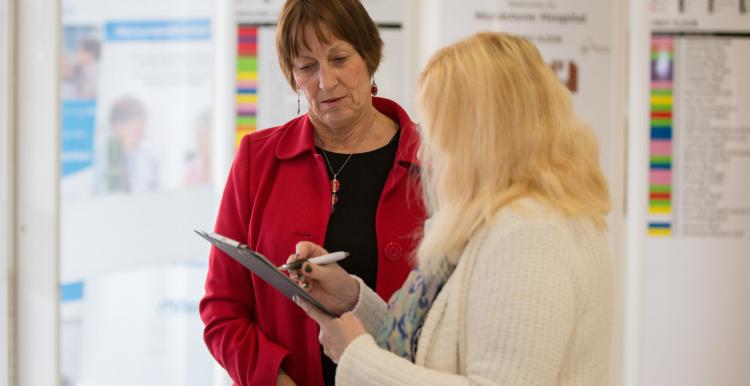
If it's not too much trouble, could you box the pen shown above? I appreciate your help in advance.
[278,251,349,271]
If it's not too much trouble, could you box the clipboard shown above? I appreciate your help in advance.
[195,230,336,317]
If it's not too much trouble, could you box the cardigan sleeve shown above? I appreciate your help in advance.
[350,275,388,335]
[335,219,582,386]
[199,136,290,386]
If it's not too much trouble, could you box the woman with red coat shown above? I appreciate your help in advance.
[198,1,426,385]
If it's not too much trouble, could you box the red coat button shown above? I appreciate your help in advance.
[384,242,402,261]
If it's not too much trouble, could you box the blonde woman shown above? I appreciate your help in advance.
[291,32,613,385]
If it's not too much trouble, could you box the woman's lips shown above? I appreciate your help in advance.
[321,96,344,105]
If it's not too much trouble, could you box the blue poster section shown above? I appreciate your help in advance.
[61,100,96,176]
[105,19,211,41]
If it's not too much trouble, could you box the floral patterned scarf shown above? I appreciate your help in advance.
[374,260,456,362]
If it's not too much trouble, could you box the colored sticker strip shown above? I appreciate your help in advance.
[236,26,258,147]
[648,36,674,236]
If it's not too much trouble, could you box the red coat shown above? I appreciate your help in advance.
[199,97,426,386]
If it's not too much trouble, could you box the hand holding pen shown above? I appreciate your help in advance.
[283,241,360,316]
[287,241,365,364]
[279,251,349,271]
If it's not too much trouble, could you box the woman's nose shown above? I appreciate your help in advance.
[318,66,338,91]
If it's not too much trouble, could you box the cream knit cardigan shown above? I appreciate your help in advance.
[336,199,613,385]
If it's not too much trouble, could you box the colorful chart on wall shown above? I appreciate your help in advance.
[649,0,750,238]
[234,0,412,147]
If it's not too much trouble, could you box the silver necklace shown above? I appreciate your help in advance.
[319,112,377,213]
[321,150,353,213]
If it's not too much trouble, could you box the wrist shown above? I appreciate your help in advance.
[345,276,361,312]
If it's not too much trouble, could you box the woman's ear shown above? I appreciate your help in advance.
[292,76,299,92]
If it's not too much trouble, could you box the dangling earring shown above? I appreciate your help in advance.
[370,78,378,96]
[297,91,300,115]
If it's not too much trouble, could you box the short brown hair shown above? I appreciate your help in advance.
[276,0,383,91]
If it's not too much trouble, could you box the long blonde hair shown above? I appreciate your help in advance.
[417,32,610,268]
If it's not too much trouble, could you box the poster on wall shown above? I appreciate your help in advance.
[93,20,214,194]
[60,25,101,197]
[59,0,218,281]
[234,0,412,146]
[428,0,620,213]
[61,3,214,199]
[648,0,750,238]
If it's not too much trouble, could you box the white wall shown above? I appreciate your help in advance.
[624,0,650,384]
[0,0,12,384]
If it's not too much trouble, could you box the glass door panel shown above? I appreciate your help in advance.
[60,1,218,385]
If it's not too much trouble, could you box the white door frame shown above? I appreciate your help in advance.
[0,0,13,384]
[13,0,60,384]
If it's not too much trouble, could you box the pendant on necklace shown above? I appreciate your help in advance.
[331,193,338,212]
[331,178,340,193]
[330,178,340,212]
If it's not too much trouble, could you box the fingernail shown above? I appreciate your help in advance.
[304,264,312,273]
[292,295,298,303]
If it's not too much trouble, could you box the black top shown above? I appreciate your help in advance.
[316,130,400,386]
